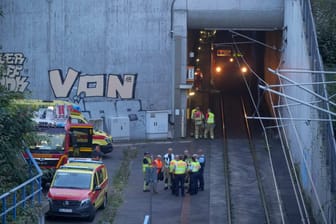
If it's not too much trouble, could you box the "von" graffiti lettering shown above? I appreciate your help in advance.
[49,68,137,99]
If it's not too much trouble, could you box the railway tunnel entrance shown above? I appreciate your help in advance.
[186,29,283,138]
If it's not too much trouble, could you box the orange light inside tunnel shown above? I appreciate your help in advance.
[215,66,222,73]
[241,66,248,74]
[229,58,234,62]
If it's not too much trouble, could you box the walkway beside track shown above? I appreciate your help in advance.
[113,136,289,224]
[113,138,226,224]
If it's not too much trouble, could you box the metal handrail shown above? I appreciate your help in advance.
[0,148,43,224]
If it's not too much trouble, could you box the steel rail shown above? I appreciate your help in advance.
[232,40,286,223]
[220,94,232,224]
[241,97,271,224]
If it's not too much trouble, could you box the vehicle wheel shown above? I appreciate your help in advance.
[88,209,96,222]
[100,194,107,209]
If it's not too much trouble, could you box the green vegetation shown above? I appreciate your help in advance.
[99,147,137,224]
[311,0,336,129]
[312,0,336,69]
[0,87,35,193]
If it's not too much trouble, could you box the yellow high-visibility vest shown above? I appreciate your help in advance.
[142,157,152,173]
[174,160,187,174]
[207,112,215,124]
[169,159,177,173]
[191,161,201,172]
[191,108,197,119]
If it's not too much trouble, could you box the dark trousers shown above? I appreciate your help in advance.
[189,172,199,195]
[170,173,176,194]
[198,170,204,190]
[174,174,185,196]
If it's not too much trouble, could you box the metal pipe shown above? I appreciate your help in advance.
[268,68,336,108]
[246,116,336,122]
[278,69,336,74]
[273,100,322,108]
[170,0,176,38]
[268,80,336,87]
[259,84,336,117]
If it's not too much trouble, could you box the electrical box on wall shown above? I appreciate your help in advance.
[107,117,130,141]
[146,111,169,139]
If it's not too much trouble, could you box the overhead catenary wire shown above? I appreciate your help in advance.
[230,30,331,223]
[268,69,328,224]
[231,37,286,223]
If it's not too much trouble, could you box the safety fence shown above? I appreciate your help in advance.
[0,148,43,224]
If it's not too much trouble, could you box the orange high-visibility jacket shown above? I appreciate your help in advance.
[154,159,163,173]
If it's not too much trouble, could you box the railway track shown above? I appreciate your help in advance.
[212,90,314,224]
[219,93,270,224]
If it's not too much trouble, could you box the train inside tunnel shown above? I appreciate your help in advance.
[186,29,283,138]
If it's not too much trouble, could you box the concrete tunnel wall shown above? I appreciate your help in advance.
[280,1,331,222]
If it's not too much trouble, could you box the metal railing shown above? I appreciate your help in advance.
[0,148,43,224]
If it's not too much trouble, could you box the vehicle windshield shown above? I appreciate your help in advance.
[30,127,65,151]
[34,132,65,150]
[52,172,92,189]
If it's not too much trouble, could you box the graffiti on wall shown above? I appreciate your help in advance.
[0,52,30,92]
[49,68,137,99]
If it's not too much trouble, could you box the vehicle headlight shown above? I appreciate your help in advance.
[105,137,112,144]
[80,199,91,207]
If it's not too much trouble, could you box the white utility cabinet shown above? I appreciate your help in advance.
[107,117,130,141]
[146,111,169,139]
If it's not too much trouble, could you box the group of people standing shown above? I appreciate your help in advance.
[142,147,205,197]
[190,106,215,140]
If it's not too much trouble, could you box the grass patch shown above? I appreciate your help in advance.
[98,147,137,224]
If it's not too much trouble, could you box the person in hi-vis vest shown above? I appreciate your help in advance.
[193,107,204,139]
[204,108,215,139]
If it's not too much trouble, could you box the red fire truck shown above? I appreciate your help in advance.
[23,119,94,186]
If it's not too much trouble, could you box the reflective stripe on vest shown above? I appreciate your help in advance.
[207,112,214,124]
[175,160,187,174]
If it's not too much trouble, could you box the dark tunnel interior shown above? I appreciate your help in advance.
[186,30,278,138]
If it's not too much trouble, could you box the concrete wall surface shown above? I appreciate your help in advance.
[281,0,331,222]
[0,0,174,139]
[0,0,285,140]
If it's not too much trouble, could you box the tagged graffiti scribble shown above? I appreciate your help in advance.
[49,68,137,99]
[0,52,30,92]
